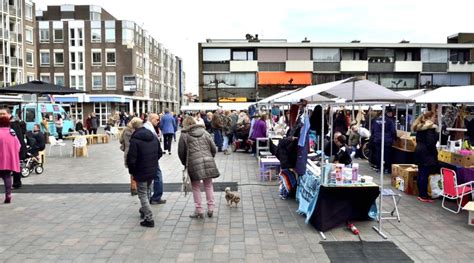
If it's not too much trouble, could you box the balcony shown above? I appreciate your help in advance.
[447,61,474,72]
[422,63,448,72]
[313,62,340,72]
[394,61,423,72]
[230,61,258,72]
[340,60,369,72]
[285,60,313,72]
[368,62,394,72]
[202,62,230,72]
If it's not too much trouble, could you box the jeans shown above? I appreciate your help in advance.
[137,181,153,220]
[223,135,229,151]
[417,166,430,198]
[191,178,215,214]
[151,164,163,201]
[163,134,173,152]
[213,129,223,151]
[0,171,12,198]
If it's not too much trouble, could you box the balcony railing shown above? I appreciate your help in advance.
[10,57,18,67]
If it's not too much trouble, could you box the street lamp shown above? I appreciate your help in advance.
[209,75,234,106]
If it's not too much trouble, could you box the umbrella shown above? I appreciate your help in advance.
[0,80,86,95]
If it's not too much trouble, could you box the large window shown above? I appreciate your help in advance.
[39,29,49,43]
[90,12,101,21]
[25,27,33,44]
[92,74,102,89]
[367,49,395,63]
[449,49,470,62]
[25,4,33,21]
[421,49,448,63]
[40,50,50,66]
[92,50,101,65]
[420,73,470,87]
[203,73,256,88]
[70,28,83,47]
[40,74,51,83]
[106,73,116,89]
[105,21,115,42]
[341,49,366,61]
[313,48,340,62]
[203,48,231,62]
[70,52,84,70]
[55,75,65,86]
[106,50,116,65]
[54,50,64,66]
[232,50,254,61]
[368,73,417,89]
[53,22,63,43]
[91,21,101,43]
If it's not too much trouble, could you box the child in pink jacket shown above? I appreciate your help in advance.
[0,116,21,203]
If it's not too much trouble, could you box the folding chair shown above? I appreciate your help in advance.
[380,189,402,222]
[441,168,474,214]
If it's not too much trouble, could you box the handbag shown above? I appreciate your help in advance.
[181,135,192,196]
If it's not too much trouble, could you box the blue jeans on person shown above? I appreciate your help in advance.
[151,163,163,201]
[214,129,223,151]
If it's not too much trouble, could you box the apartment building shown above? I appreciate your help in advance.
[0,0,35,87]
[35,5,183,126]
[198,34,474,102]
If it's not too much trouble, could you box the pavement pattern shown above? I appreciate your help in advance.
[1,132,474,262]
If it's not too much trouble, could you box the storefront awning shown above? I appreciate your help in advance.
[258,72,312,85]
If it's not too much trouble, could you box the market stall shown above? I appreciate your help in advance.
[274,78,412,238]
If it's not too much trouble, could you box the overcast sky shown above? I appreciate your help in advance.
[38,0,474,94]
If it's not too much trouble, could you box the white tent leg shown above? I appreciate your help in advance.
[405,105,409,132]
[373,104,387,239]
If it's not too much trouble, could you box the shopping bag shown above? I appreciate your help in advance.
[429,174,443,199]
[182,167,191,196]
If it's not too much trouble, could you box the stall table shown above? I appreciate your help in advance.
[391,145,415,165]
[309,184,380,232]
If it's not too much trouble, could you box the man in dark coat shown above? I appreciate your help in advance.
[127,123,162,227]
[370,108,397,173]
[0,108,27,188]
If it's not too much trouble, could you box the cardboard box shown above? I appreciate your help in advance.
[462,202,474,226]
[438,150,453,163]
[391,164,418,195]
[451,152,474,167]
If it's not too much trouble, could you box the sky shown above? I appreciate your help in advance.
[37,0,474,94]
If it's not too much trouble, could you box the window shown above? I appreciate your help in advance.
[54,29,63,42]
[54,51,64,65]
[203,49,231,62]
[105,21,115,42]
[106,73,116,89]
[40,74,51,83]
[70,28,83,47]
[25,108,35,122]
[92,74,102,89]
[78,76,84,90]
[91,21,101,43]
[90,12,101,21]
[70,76,76,88]
[232,50,254,61]
[106,50,116,65]
[78,52,84,70]
[25,28,33,44]
[40,29,49,43]
[27,74,34,82]
[40,50,50,66]
[421,49,448,63]
[92,50,101,65]
[70,52,83,70]
[70,52,76,70]
[26,51,34,67]
[313,48,340,62]
[55,75,65,86]
[25,4,33,20]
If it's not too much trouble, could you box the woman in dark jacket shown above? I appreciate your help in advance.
[333,135,352,166]
[178,116,220,219]
[412,111,438,203]
[127,122,162,227]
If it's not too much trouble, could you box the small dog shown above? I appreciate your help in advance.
[225,187,240,207]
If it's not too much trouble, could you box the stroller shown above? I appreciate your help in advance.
[21,148,44,177]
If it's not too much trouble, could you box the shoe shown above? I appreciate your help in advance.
[417,197,434,203]
[150,199,167,205]
[140,219,155,228]
[189,212,204,219]
[207,210,213,218]
[4,195,11,204]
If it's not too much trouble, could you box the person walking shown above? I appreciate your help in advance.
[144,113,166,205]
[249,113,268,155]
[211,109,224,152]
[41,116,50,143]
[160,109,177,155]
[127,119,162,227]
[0,116,21,203]
[90,113,99,134]
[178,116,220,218]
[120,117,143,196]
[55,114,64,140]
[222,110,233,155]
[412,111,438,203]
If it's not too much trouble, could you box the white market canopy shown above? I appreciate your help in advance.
[181,102,252,111]
[275,78,412,104]
[396,89,426,99]
[415,85,474,103]
[257,89,299,105]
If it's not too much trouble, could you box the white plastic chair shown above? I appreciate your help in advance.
[72,136,88,158]
[48,136,66,157]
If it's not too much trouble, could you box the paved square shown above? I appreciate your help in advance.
[1,132,474,262]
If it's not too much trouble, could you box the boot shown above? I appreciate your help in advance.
[140,219,155,227]
[4,194,11,204]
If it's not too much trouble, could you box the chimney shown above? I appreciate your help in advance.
[302,37,310,43]
[351,40,361,43]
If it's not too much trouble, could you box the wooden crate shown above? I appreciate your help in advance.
[451,152,474,167]
[438,150,453,163]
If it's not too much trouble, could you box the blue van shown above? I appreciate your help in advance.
[13,103,74,137]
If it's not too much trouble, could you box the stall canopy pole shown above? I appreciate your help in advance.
[405,104,409,132]
[373,104,387,239]
[321,104,326,183]
[351,80,355,120]
[438,105,442,145]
